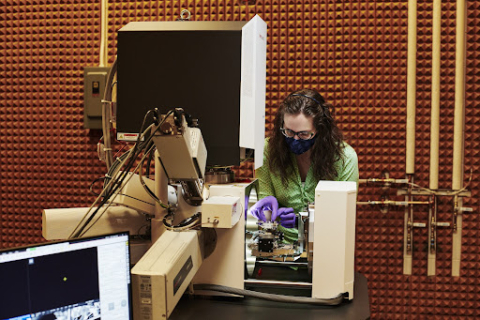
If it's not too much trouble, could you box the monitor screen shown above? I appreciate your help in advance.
[0,232,132,320]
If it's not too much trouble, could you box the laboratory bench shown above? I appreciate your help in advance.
[170,272,370,320]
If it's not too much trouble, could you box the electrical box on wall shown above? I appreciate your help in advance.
[84,66,111,129]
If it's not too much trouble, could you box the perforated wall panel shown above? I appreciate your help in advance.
[1,1,479,319]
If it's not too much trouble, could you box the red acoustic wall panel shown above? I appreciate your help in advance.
[1,1,479,319]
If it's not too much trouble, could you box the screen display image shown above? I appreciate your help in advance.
[0,233,131,320]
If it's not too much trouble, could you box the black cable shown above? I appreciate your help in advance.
[162,211,201,229]
[176,212,201,227]
[104,148,132,193]
[145,145,154,178]
[162,211,175,228]
[89,177,106,196]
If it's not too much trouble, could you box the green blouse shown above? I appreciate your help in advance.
[255,139,359,214]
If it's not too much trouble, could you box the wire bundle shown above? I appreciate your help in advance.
[69,109,173,239]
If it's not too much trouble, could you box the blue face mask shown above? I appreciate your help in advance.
[285,136,317,155]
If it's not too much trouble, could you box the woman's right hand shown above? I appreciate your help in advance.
[247,196,279,222]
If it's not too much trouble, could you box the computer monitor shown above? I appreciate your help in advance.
[0,232,132,320]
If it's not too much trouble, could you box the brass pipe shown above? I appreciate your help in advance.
[452,0,467,277]
[430,0,441,190]
[406,0,418,175]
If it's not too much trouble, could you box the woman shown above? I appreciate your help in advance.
[249,88,359,240]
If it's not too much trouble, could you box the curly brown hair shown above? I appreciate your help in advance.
[268,88,346,185]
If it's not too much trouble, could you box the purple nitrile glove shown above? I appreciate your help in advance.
[272,207,297,228]
[248,196,279,222]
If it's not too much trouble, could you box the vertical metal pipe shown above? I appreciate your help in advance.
[426,0,442,277]
[430,0,441,190]
[404,183,413,275]
[406,0,418,175]
[404,0,418,275]
[100,0,108,67]
[452,0,466,189]
[452,0,467,277]
[427,196,437,276]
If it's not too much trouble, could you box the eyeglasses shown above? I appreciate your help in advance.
[280,127,316,140]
